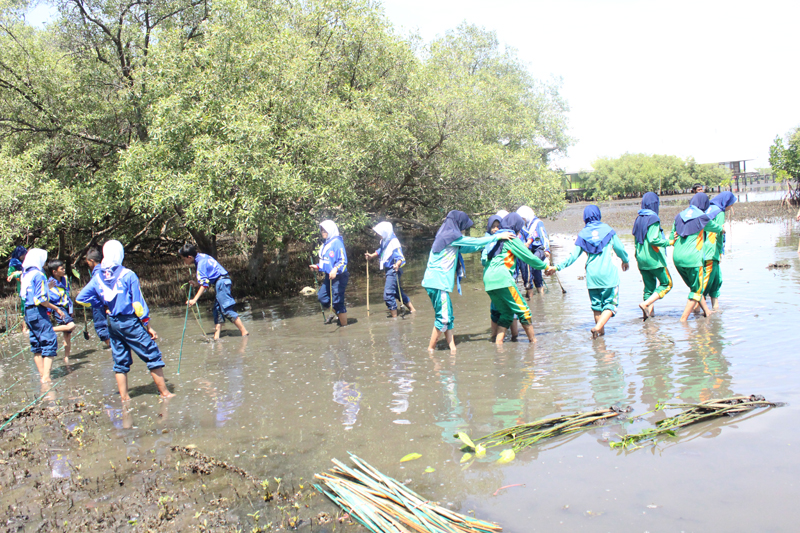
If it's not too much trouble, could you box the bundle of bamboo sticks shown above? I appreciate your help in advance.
[315,454,502,533]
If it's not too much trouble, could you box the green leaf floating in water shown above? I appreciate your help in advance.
[424,466,435,473]
[497,449,515,464]
[400,453,422,463]
[475,445,486,458]
[460,453,472,464]
[456,432,476,450]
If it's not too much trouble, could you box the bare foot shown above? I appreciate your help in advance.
[638,302,649,321]
[41,376,52,384]
[120,395,132,402]
[160,391,176,399]
[591,327,600,339]
[510,336,518,342]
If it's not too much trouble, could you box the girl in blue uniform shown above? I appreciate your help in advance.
[20,249,64,383]
[310,220,349,326]
[47,259,77,363]
[82,248,110,348]
[365,222,416,318]
[516,206,551,298]
[77,240,175,401]
[179,244,249,340]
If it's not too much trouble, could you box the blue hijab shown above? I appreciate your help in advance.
[632,192,661,245]
[432,210,474,254]
[9,246,26,270]
[486,213,525,261]
[485,215,502,234]
[575,206,615,254]
[710,191,736,213]
[674,193,712,238]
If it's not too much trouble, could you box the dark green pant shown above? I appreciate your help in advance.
[704,260,722,298]
[640,267,673,301]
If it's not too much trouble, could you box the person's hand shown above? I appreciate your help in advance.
[48,279,56,288]
[545,266,557,276]
[497,232,513,240]
[5,276,12,283]
[55,307,65,319]
[147,326,159,340]
[545,251,551,258]
[309,264,319,271]
[364,252,372,260]
[187,298,197,307]
[330,269,338,280]
[393,261,401,272]
[622,262,629,272]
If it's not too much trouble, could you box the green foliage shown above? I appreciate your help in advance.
[769,127,800,183]
[0,0,571,266]
[586,153,730,200]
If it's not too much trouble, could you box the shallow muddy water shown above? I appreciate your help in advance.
[2,217,800,532]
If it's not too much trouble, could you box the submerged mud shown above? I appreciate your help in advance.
[2,194,800,532]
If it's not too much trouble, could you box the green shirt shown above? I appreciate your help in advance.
[482,238,548,292]
[635,223,670,271]
[669,216,723,268]
[557,234,629,289]
[421,235,498,292]
[704,212,725,262]
[7,265,22,295]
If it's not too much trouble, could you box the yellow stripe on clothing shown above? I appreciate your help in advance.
[508,286,531,322]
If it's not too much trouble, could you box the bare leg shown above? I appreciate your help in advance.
[510,320,519,341]
[428,327,441,352]
[214,323,222,341]
[444,330,456,354]
[495,326,507,345]
[63,331,71,363]
[711,297,719,310]
[680,300,698,322]
[536,286,544,295]
[698,298,711,317]
[104,338,110,348]
[591,310,614,339]
[115,373,131,401]
[33,354,44,377]
[639,292,661,321]
[390,309,398,318]
[521,323,537,343]
[232,317,249,336]
[525,288,533,300]
[406,301,416,313]
[490,320,498,342]
[150,368,175,398]
[337,312,347,327]
[40,356,53,383]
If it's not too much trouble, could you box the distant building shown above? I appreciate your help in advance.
[716,159,753,178]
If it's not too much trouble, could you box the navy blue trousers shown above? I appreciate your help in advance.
[107,314,165,374]
[383,269,410,310]
[318,271,349,314]
[92,305,109,341]
[25,306,58,357]
[518,247,546,289]
[212,277,239,325]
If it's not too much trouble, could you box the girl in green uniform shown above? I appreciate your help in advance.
[703,192,736,309]
[632,192,672,320]
[668,193,723,321]
[6,246,28,334]
[421,210,509,353]
[482,213,549,345]
[548,205,629,339]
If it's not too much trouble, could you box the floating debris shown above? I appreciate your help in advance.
[610,395,777,449]
[171,445,256,482]
[463,407,624,453]
[315,454,502,533]
[767,262,790,269]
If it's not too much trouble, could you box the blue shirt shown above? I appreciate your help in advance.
[523,218,550,252]
[195,253,228,287]
[48,276,73,311]
[76,266,151,323]
[374,247,405,271]
[22,268,49,307]
[317,237,348,275]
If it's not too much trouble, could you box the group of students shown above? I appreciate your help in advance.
[4,190,736,400]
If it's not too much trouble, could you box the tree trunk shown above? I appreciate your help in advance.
[173,205,217,256]
[248,228,266,285]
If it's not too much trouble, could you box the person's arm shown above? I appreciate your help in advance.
[76,280,101,307]
[507,238,548,270]
[611,234,630,270]
[392,248,406,271]
[705,213,724,234]
[453,233,511,254]
[189,258,210,305]
[647,223,670,248]
[129,273,157,339]
[540,222,551,253]
[668,222,677,245]
[555,245,584,271]
[33,276,64,318]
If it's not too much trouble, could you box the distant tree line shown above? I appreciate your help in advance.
[0,0,571,281]
[576,154,731,200]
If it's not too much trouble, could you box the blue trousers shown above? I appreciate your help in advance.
[383,269,410,310]
[212,277,239,325]
[52,305,74,326]
[92,305,110,341]
[25,306,58,357]
[318,271,349,314]
[518,247,546,289]
[107,314,165,374]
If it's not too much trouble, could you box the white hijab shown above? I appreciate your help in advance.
[319,220,340,258]
[20,248,48,297]
[496,209,509,218]
[101,240,124,269]
[516,206,535,225]
[373,221,401,270]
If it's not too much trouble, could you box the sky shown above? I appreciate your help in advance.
[26,0,799,172]
[380,0,800,172]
